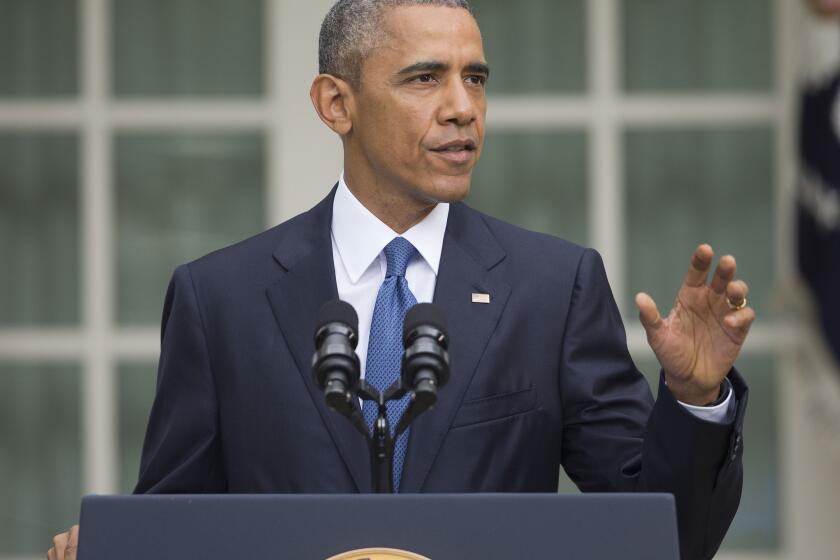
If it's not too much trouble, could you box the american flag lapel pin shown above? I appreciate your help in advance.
[471,293,491,304]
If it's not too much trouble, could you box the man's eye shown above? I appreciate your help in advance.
[466,75,487,86]
[415,74,435,83]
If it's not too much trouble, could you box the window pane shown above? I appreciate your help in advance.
[468,131,588,245]
[472,0,586,94]
[0,0,78,97]
[0,363,82,555]
[632,351,781,551]
[622,0,773,92]
[0,132,80,326]
[118,362,157,494]
[723,354,780,550]
[115,132,266,325]
[624,127,774,318]
[112,0,264,97]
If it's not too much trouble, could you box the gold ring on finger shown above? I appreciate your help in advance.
[726,297,747,311]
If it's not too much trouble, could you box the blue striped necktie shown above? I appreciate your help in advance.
[362,237,418,492]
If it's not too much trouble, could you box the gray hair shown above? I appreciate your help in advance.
[319,0,473,88]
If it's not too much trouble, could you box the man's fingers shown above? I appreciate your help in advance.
[725,280,749,307]
[635,292,663,332]
[65,525,79,560]
[51,532,67,560]
[49,525,78,560]
[710,255,736,294]
[684,244,714,287]
[725,306,756,331]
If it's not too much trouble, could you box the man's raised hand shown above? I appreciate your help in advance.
[635,244,754,406]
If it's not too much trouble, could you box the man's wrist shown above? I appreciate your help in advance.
[702,377,732,407]
[664,374,728,406]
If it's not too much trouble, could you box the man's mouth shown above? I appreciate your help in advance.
[430,140,477,163]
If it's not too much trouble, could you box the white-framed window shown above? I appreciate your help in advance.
[0,0,815,558]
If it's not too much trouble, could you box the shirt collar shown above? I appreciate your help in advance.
[331,173,450,284]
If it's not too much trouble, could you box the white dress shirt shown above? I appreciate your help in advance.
[330,174,734,423]
[331,174,449,382]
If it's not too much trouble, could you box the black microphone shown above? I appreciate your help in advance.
[312,300,361,413]
[401,303,450,410]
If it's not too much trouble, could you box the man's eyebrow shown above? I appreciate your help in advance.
[396,61,449,75]
[465,62,490,77]
[395,61,490,77]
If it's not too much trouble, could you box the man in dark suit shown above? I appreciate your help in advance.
[50,2,753,559]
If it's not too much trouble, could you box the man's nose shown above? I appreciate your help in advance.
[439,80,477,126]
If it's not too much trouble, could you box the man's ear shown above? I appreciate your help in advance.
[310,74,355,136]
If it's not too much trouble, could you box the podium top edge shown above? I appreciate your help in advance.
[82,492,675,503]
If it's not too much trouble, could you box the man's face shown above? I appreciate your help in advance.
[347,5,488,205]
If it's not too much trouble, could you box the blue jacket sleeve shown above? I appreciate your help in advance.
[134,264,228,493]
[560,249,747,560]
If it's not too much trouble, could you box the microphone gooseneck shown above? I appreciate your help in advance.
[310,300,451,493]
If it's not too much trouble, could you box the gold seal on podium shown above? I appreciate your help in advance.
[327,548,431,560]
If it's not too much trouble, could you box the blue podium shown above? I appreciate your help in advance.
[77,493,679,559]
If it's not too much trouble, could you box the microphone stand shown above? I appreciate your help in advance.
[328,379,438,494]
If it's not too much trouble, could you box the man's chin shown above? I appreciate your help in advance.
[417,175,472,204]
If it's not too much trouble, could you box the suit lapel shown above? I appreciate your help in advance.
[400,203,511,493]
[265,188,371,493]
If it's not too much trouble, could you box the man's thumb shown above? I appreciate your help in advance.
[635,292,663,332]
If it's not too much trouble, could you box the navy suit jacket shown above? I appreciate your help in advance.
[136,189,747,560]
